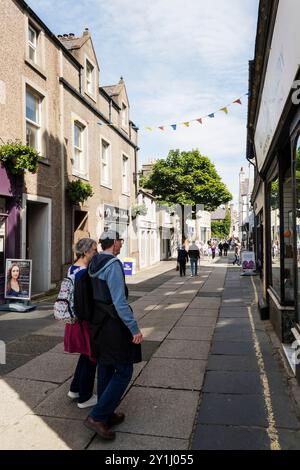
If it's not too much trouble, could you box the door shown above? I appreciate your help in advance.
[26,200,51,294]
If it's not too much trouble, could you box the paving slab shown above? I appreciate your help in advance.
[189,298,221,309]
[0,414,93,450]
[167,326,214,341]
[140,328,170,342]
[0,377,58,429]
[7,335,63,356]
[116,387,199,439]
[211,341,255,356]
[192,424,270,450]
[183,309,218,317]
[203,371,263,395]
[154,339,211,360]
[7,352,77,383]
[0,353,36,376]
[135,357,205,390]
[213,331,253,343]
[197,393,268,427]
[207,355,259,372]
[177,316,217,327]
[33,379,90,420]
[34,322,65,337]
[88,432,188,450]
[141,341,161,361]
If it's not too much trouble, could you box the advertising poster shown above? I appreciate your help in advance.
[241,251,256,275]
[4,259,32,300]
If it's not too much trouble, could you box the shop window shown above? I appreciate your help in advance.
[282,166,294,303]
[295,136,300,316]
[269,175,281,297]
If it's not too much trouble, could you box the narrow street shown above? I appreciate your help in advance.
[0,256,300,450]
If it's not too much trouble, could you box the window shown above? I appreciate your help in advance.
[294,136,300,317]
[268,174,281,297]
[121,103,128,127]
[73,121,87,176]
[85,60,95,97]
[28,25,37,63]
[122,155,129,194]
[282,165,294,303]
[26,87,41,151]
[101,139,111,186]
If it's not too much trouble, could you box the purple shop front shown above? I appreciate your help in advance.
[0,165,22,302]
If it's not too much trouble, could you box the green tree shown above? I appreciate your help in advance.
[141,149,232,240]
[211,210,231,239]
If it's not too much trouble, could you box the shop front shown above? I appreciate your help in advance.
[0,167,22,301]
[248,0,300,374]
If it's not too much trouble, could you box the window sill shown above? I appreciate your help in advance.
[39,157,50,166]
[267,287,294,311]
[101,182,113,190]
[25,57,47,80]
[72,171,89,181]
[84,90,97,103]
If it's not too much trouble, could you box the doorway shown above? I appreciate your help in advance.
[23,195,51,295]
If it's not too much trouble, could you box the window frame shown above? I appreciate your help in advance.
[28,24,38,63]
[122,153,130,196]
[71,114,89,180]
[25,86,42,153]
[100,137,112,189]
[84,56,96,101]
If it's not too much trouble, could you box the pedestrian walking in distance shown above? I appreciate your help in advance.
[177,244,189,277]
[211,244,216,260]
[218,242,223,256]
[223,241,229,256]
[64,238,98,408]
[85,230,143,441]
[188,241,200,277]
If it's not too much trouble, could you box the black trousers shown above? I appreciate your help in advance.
[179,260,187,276]
[70,354,97,403]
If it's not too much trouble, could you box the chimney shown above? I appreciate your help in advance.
[83,28,90,36]
[69,33,75,38]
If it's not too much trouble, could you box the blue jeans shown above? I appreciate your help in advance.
[190,258,198,276]
[89,362,133,423]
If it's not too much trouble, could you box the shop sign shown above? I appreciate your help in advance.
[4,259,32,300]
[104,204,129,224]
[123,258,135,276]
[241,251,256,275]
[255,0,300,170]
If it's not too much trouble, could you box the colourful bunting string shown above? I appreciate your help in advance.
[141,93,247,132]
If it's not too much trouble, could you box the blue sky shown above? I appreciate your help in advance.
[29,0,259,203]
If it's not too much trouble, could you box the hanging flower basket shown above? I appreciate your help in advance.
[0,140,40,175]
[131,203,148,218]
[66,180,94,205]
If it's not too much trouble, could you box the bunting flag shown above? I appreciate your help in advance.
[220,107,228,114]
[140,92,248,132]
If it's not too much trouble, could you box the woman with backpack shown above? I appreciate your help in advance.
[64,238,98,408]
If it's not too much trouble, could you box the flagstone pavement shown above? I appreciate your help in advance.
[1,256,300,450]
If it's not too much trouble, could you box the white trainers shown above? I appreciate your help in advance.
[77,394,97,409]
[67,391,79,399]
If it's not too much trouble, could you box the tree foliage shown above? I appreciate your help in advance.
[211,210,231,239]
[140,149,232,210]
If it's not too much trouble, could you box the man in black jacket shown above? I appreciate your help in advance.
[188,241,200,277]
[84,230,143,441]
[177,245,189,277]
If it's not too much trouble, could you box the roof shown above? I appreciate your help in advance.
[211,207,227,221]
[57,34,88,50]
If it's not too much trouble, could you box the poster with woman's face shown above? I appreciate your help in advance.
[4,259,32,300]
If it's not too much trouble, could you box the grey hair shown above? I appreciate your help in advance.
[73,238,97,258]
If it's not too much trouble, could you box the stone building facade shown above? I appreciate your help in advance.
[0,0,139,298]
